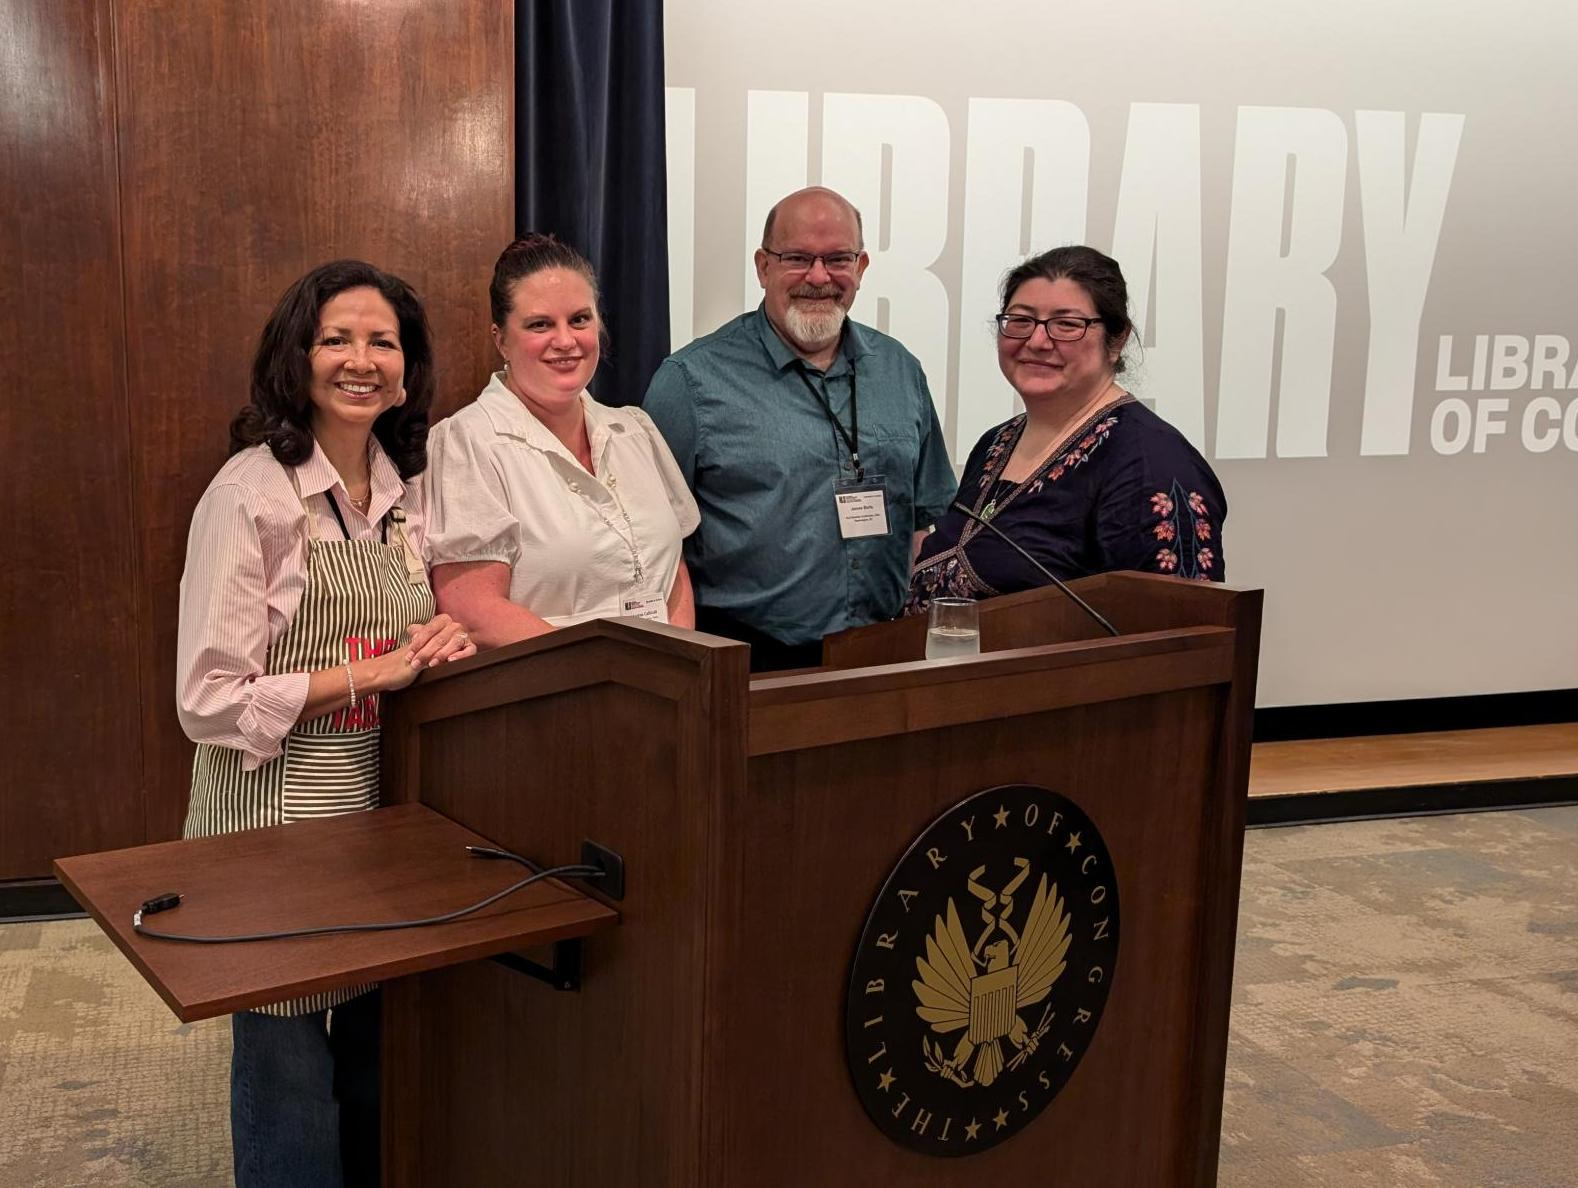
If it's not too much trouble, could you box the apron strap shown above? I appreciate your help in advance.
[387,508,427,584]
[286,468,324,544]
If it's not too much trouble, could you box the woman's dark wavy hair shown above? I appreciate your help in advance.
[489,232,609,351]
[229,259,436,479]
[999,245,1135,375]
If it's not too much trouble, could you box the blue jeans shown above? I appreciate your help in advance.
[230,990,381,1188]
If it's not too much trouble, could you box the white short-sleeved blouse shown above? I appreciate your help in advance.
[424,375,700,627]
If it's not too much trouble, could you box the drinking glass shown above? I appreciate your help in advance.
[925,597,981,660]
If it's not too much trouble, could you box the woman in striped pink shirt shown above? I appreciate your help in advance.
[175,260,475,1188]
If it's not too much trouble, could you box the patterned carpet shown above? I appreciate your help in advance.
[1220,806,1578,1187]
[2,806,1575,1187]
[0,919,230,1186]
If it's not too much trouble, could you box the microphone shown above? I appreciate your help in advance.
[948,501,1120,637]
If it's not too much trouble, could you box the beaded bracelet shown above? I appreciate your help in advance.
[345,661,358,708]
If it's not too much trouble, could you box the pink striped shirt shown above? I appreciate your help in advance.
[176,441,428,770]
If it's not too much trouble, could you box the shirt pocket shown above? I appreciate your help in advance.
[865,416,922,506]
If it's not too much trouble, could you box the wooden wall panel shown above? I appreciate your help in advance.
[111,0,514,845]
[0,0,144,879]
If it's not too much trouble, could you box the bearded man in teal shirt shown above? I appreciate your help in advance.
[643,186,957,671]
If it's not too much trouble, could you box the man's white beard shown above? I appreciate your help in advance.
[785,300,847,351]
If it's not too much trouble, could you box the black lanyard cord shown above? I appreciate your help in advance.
[328,491,388,543]
[797,363,861,480]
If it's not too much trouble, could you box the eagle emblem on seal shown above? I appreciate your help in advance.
[913,857,1071,1088]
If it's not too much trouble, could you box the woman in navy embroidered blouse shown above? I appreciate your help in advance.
[907,245,1226,615]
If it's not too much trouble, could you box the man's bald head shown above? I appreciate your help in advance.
[761,187,864,250]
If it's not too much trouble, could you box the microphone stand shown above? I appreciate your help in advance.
[948,500,1120,637]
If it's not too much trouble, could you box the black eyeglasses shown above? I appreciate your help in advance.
[995,314,1104,341]
[761,248,863,274]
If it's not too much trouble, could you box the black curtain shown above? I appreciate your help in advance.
[516,0,669,408]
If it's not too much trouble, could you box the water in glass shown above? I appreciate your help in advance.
[925,626,981,660]
[925,597,980,660]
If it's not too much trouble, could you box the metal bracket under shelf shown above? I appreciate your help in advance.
[491,937,584,992]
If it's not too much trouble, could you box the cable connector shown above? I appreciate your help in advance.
[465,844,533,866]
[140,892,182,916]
[133,892,181,930]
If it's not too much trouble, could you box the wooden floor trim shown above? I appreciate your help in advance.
[1250,723,1578,798]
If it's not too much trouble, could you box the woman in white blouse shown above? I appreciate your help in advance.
[425,235,699,643]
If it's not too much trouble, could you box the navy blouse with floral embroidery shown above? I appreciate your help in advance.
[905,397,1227,615]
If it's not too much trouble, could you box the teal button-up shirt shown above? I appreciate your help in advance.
[643,305,956,646]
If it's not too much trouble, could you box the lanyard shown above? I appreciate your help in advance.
[327,490,388,544]
[797,362,861,480]
[593,475,646,585]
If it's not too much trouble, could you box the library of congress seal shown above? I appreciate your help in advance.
[845,784,1120,1156]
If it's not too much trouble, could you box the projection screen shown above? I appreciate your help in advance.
[662,0,1576,706]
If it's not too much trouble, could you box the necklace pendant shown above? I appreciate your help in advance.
[981,498,996,521]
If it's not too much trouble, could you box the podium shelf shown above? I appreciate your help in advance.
[55,804,619,1022]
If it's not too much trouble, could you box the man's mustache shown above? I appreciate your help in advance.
[791,285,842,299]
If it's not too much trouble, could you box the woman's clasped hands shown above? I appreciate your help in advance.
[379,613,477,691]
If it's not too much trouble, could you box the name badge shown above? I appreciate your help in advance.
[834,474,889,540]
[622,592,669,624]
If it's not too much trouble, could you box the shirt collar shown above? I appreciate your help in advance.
[295,438,404,517]
[293,444,340,499]
[477,371,610,468]
[751,302,874,377]
[367,442,404,511]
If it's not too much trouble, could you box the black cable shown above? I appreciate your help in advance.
[132,846,602,944]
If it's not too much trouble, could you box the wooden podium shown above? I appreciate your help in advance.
[60,572,1260,1187]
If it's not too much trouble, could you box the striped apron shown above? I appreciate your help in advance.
[183,477,434,1015]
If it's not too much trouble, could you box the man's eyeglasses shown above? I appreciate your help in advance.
[761,248,863,274]
[995,314,1104,341]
